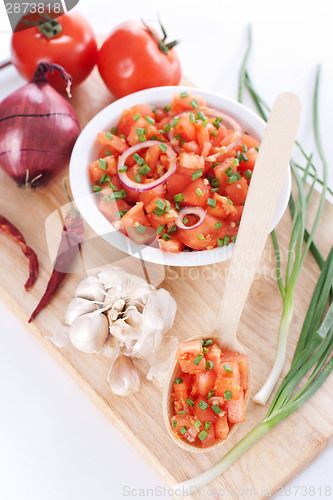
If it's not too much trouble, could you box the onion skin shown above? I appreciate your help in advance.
[0,62,80,186]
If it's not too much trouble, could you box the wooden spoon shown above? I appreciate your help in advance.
[163,92,301,452]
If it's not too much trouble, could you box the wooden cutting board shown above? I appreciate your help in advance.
[0,66,332,500]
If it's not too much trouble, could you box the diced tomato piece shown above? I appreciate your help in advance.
[173,374,192,414]
[177,340,203,357]
[177,152,205,178]
[216,361,240,385]
[126,117,159,146]
[181,178,210,208]
[171,415,199,443]
[121,202,150,236]
[182,141,200,154]
[89,155,117,184]
[220,353,249,390]
[214,374,242,400]
[195,121,210,155]
[174,114,196,142]
[166,174,190,197]
[196,371,217,397]
[177,213,220,250]
[200,423,216,448]
[153,106,169,122]
[214,158,237,191]
[159,235,184,253]
[236,134,260,152]
[238,147,258,173]
[215,414,229,439]
[97,132,128,154]
[98,194,131,224]
[205,344,222,371]
[117,104,154,137]
[226,389,246,423]
[206,192,238,219]
[210,124,228,147]
[227,204,243,223]
[178,353,207,374]
[225,177,248,205]
[139,181,165,205]
[171,92,206,113]
[144,144,161,172]
[145,196,178,225]
[193,397,218,423]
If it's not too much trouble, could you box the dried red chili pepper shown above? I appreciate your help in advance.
[0,215,39,290]
[28,184,84,323]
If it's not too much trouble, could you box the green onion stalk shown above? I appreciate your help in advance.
[238,26,330,405]
[172,25,333,496]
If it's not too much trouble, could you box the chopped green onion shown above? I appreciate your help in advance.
[186,398,195,407]
[211,405,223,415]
[210,130,218,137]
[159,143,167,153]
[240,152,248,162]
[174,193,184,202]
[177,410,185,415]
[172,420,177,428]
[215,221,222,230]
[104,150,112,156]
[133,113,141,121]
[93,185,102,192]
[105,132,113,140]
[180,91,189,98]
[196,188,203,197]
[227,198,234,205]
[136,127,145,136]
[196,111,205,121]
[232,158,240,166]
[223,363,233,373]
[207,390,215,399]
[118,166,128,172]
[189,113,195,123]
[204,422,212,431]
[207,198,216,208]
[172,118,179,128]
[193,354,204,365]
[197,233,205,240]
[211,187,220,193]
[133,153,145,165]
[156,199,166,210]
[180,139,186,146]
[138,134,147,142]
[164,104,171,112]
[161,233,171,241]
[134,173,142,183]
[167,225,177,234]
[145,116,155,124]
[228,173,241,184]
[192,169,203,181]
[205,360,214,371]
[255,145,260,152]
[242,144,248,152]
[213,117,222,129]
[179,426,187,435]
[224,390,232,401]
[119,134,126,139]
[157,224,165,235]
[183,217,189,226]
[191,98,199,108]
[174,378,183,384]
[202,346,208,355]
[212,162,220,169]
[110,127,118,135]
[201,339,213,346]
[98,158,107,170]
[198,430,208,442]
[198,400,209,411]
[138,164,151,176]
[135,224,146,234]
[99,173,107,184]
[194,420,202,431]
[225,166,233,176]
[164,122,171,133]
[224,235,230,245]
[152,106,156,113]
[153,208,165,217]
[244,169,252,179]
[174,133,182,140]
[218,238,224,247]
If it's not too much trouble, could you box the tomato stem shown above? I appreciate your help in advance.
[141,18,179,55]
[37,18,63,39]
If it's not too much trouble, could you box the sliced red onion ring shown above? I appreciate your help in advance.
[117,140,177,192]
[175,206,206,230]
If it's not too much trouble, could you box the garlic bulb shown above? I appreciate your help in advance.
[69,312,109,354]
[75,276,105,302]
[108,354,140,397]
[65,297,98,326]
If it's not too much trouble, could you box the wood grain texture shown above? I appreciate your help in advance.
[0,65,332,500]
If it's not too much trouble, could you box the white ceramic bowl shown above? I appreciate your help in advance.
[69,86,291,267]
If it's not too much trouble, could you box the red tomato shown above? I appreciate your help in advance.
[98,20,181,98]
[11,12,98,91]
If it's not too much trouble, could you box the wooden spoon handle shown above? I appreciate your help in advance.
[215,92,301,340]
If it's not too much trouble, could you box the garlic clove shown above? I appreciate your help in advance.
[75,276,105,302]
[69,312,109,354]
[108,354,140,397]
[65,297,98,326]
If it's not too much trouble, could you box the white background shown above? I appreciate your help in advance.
[0,1,332,499]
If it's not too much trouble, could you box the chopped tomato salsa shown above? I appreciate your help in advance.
[170,339,249,448]
[88,91,260,253]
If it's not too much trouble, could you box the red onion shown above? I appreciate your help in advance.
[0,62,80,186]
[117,140,177,192]
[175,206,205,230]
